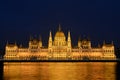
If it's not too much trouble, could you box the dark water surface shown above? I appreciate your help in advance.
[0,62,119,80]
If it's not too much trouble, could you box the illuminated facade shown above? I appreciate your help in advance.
[4,25,116,60]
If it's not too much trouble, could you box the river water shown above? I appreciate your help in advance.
[0,62,119,80]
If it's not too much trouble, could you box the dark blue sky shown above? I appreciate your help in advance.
[0,0,120,49]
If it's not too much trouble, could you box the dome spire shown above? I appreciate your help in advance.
[58,24,61,31]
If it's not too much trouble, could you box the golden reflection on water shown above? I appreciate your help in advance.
[3,62,117,80]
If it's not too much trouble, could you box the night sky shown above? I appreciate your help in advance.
[0,0,120,50]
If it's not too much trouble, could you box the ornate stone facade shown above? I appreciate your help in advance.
[4,25,116,60]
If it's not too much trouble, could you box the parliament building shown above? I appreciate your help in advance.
[4,25,116,60]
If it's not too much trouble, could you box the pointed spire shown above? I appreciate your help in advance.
[30,35,32,41]
[68,31,71,40]
[6,41,9,45]
[98,43,100,48]
[39,35,42,47]
[39,35,42,41]
[78,36,81,41]
[50,30,52,37]
[20,44,22,48]
[87,36,90,41]
[49,30,52,41]
[15,41,17,46]
[67,30,71,48]
[78,37,81,48]
[111,41,114,45]
[103,40,105,45]
[68,30,70,37]
[49,30,52,48]
[58,24,61,31]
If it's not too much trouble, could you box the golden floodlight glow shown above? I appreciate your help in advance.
[4,25,116,60]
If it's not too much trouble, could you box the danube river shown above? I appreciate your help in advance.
[0,62,119,80]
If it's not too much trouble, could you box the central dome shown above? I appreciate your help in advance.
[54,24,66,46]
[55,31,65,37]
[55,24,65,38]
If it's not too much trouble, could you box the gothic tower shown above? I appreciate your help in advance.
[67,31,71,52]
[39,35,42,48]
[78,37,81,48]
[48,31,52,52]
